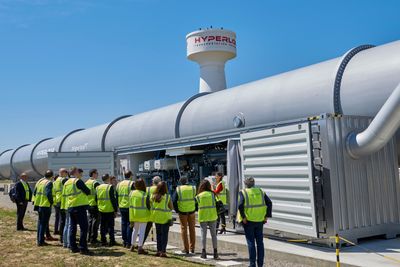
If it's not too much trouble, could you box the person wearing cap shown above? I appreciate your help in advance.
[85,169,101,244]
[15,172,32,231]
[129,178,151,254]
[56,168,69,245]
[143,175,161,243]
[97,174,118,246]
[237,177,272,267]
[33,170,54,246]
[213,172,227,234]
[63,167,91,254]
[116,171,135,248]
[172,176,196,255]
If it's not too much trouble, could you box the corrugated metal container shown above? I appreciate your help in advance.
[316,115,400,241]
[241,123,318,237]
[240,114,400,243]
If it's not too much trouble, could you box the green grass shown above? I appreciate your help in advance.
[0,207,209,267]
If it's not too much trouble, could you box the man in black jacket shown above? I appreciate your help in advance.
[15,172,32,230]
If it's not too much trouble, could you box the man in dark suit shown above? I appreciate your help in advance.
[15,172,32,230]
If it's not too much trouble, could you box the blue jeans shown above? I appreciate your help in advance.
[37,207,51,245]
[120,208,132,246]
[63,212,70,247]
[243,221,265,267]
[69,207,88,250]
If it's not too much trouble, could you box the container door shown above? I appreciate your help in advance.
[47,151,114,181]
[240,122,318,237]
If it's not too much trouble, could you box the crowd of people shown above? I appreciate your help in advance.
[13,167,272,267]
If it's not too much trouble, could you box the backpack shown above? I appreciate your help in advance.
[9,185,17,203]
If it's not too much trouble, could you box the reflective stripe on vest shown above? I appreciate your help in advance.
[35,178,51,207]
[151,194,172,224]
[63,178,89,208]
[216,181,227,205]
[196,191,218,222]
[238,188,267,223]
[117,180,133,209]
[129,190,150,223]
[177,185,196,212]
[97,184,114,213]
[85,179,98,207]
[146,185,157,198]
[21,181,29,201]
[53,177,64,204]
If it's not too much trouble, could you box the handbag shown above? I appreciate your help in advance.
[216,199,226,215]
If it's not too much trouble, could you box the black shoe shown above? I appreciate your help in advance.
[201,249,207,259]
[213,248,219,259]
[109,241,118,247]
[80,249,92,255]
[37,242,49,247]
[90,240,100,245]
[70,247,80,253]
[190,249,195,254]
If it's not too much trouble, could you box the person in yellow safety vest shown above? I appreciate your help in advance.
[15,172,32,231]
[33,170,54,246]
[213,172,227,234]
[143,175,161,243]
[237,177,272,267]
[172,176,196,255]
[97,174,118,246]
[53,168,68,236]
[85,169,101,244]
[116,171,135,248]
[129,178,151,255]
[63,167,91,254]
[151,181,173,257]
[196,179,219,259]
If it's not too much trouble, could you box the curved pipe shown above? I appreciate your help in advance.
[10,144,30,179]
[30,138,52,177]
[333,44,375,114]
[0,149,12,179]
[58,128,84,152]
[347,82,400,158]
[101,115,132,151]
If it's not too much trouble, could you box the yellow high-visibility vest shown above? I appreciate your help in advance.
[117,180,133,209]
[35,178,51,207]
[97,184,114,213]
[237,188,267,223]
[63,178,88,208]
[176,185,196,212]
[129,190,150,223]
[151,194,172,224]
[196,191,218,222]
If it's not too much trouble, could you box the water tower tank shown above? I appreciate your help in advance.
[186,28,237,93]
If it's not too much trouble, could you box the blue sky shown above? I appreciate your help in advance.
[0,0,399,152]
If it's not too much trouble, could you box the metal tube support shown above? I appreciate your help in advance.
[347,82,400,159]
[336,234,340,267]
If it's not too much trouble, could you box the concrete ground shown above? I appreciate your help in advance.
[1,184,400,266]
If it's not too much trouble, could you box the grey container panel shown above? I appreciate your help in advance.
[104,103,184,151]
[240,122,318,237]
[11,144,38,179]
[0,150,13,178]
[60,124,108,152]
[179,58,339,138]
[341,41,400,117]
[319,115,400,240]
[47,152,114,181]
[32,136,64,176]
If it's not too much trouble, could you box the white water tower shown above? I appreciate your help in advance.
[186,28,237,93]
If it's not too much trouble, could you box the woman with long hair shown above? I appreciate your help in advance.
[196,179,219,259]
[129,178,151,254]
[151,181,173,257]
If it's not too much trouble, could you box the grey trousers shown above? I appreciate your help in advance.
[200,221,217,250]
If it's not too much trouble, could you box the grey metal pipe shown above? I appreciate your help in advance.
[347,82,400,159]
